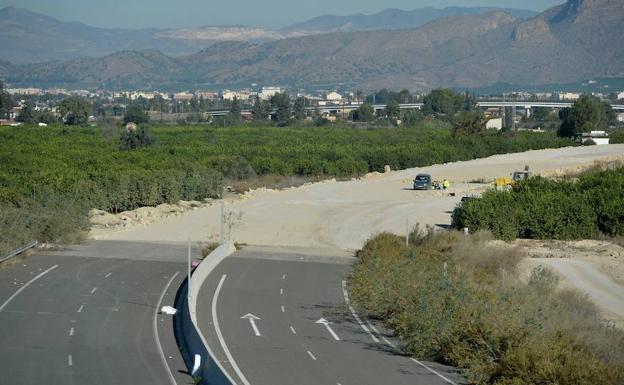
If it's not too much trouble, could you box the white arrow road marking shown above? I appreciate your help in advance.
[241,313,261,336]
[316,318,340,341]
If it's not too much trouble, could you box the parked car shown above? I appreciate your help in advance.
[413,173,432,190]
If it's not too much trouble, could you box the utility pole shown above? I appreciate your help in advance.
[406,218,409,248]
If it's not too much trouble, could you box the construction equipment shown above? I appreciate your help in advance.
[496,165,532,190]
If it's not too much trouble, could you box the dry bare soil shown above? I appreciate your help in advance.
[92,144,624,325]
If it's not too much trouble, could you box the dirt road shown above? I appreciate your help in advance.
[528,257,624,326]
[94,144,624,251]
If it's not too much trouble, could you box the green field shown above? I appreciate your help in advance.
[1,124,573,254]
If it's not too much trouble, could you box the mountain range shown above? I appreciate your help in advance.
[0,5,536,64]
[2,0,623,91]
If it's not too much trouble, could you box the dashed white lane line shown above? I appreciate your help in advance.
[280,288,283,295]
[153,272,180,385]
[68,354,73,367]
[306,350,317,361]
[69,327,74,337]
[104,272,112,278]
[0,265,58,313]
[213,274,251,385]
[290,326,297,335]
[282,274,287,280]
[281,305,285,313]
[90,287,97,294]
[76,305,84,313]
[341,280,379,343]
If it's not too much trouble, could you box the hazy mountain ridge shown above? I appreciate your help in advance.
[4,0,623,91]
[0,5,538,64]
[281,6,537,33]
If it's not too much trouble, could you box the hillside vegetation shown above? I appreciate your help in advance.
[349,230,624,384]
[0,124,570,255]
[452,165,624,240]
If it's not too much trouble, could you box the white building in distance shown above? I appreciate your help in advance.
[558,92,581,101]
[259,87,281,100]
[326,91,343,101]
[486,118,503,130]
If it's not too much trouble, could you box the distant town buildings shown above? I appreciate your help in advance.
[258,86,281,100]
[558,92,581,101]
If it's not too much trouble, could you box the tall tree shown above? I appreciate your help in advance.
[293,96,307,121]
[251,96,270,121]
[0,81,14,119]
[423,88,464,116]
[270,93,292,126]
[385,100,401,120]
[452,111,486,137]
[354,103,375,122]
[557,95,612,137]
[59,97,92,125]
[16,101,37,124]
[124,105,149,125]
[397,89,412,104]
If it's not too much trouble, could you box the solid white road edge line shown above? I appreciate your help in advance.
[0,264,58,312]
[341,280,379,343]
[366,321,397,349]
[213,274,251,385]
[343,282,457,385]
[410,358,457,385]
[153,271,180,385]
[306,350,317,361]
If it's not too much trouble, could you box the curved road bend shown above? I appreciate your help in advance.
[0,240,190,385]
[197,247,464,385]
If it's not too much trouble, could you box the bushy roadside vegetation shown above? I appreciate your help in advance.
[452,166,624,240]
[349,230,624,384]
[0,124,571,255]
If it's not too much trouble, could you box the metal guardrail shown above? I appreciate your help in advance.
[0,241,39,264]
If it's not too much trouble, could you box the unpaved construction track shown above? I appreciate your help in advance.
[96,144,624,251]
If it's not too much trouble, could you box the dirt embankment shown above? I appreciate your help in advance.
[517,239,624,328]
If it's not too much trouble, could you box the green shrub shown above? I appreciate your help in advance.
[349,231,624,385]
[452,167,624,240]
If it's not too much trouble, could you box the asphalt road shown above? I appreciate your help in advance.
[197,247,464,385]
[0,241,190,385]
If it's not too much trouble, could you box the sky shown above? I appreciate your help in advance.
[0,0,564,29]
